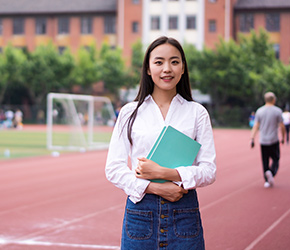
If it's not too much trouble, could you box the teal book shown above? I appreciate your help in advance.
[147,125,201,183]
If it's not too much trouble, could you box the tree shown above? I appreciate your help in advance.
[23,44,75,106]
[195,39,251,108]
[124,39,144,89]
[0,45,27,104]
[70,45,100,89]
[0,52,6,102]
[190,29,288,126]
[99,43,125,95]
[256,62,290,107]
[183,43,202,88]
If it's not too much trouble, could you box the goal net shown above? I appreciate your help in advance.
[47,93,116,151]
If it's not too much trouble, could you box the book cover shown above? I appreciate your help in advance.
[147,125,201,183]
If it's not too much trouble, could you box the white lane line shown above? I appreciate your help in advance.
[201,165,290,212]
[244,207,290,250]
[5,203,124,242]
[201,180,260,211]
[0,239,120,249]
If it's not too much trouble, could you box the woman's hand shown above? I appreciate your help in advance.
[146,181,188,202]
[135,157,182,182]
[135,157,164,180]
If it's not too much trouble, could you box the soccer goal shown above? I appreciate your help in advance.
[47,93,116,151]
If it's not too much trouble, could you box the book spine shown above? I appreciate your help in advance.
[147,126,167,159]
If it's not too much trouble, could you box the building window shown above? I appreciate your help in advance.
[209,0,217,2]
[0,19,2,35]
[239,13,254,32]
[13,17,24,35]
[58,17,69,34]
[186,16,196,29]
[151,16,160,30]
[151,0,161,1]
[209,20,216,32]
[169,16,178,30]
[132,0,139,3]
[81,17,92,34]
[104,16,116,34]
[266,13,280,32]
[273,44,280,59]
[132,21,139,33]
[35,17,46,35]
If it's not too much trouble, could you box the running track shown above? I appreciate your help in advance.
[0,128,290,250]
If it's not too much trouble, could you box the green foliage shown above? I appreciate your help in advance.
[71,45,100,87]
[99,43,125,94]
[125,39,144,88]
[0,45,28,104]
[0,52,6,96]
[23,43,75,106]
[189,29,289,127]
[1,29,290,128]
[183,43,202,88]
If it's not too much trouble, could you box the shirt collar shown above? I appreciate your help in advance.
[175,94,185,104]
[145,93,185,104]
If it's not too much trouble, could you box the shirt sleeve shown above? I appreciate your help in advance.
[175,106,216,190]
[105,105,150,204]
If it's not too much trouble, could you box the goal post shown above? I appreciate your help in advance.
[47,93,116,151]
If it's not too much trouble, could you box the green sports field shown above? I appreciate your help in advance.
[0,127,112,160]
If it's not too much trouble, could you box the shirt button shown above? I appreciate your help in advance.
[161,200,165,204]
[160,229,165,233]
[160,243,164,247]
[161,214,165,219]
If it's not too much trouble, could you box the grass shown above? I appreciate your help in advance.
[0,129,112,160]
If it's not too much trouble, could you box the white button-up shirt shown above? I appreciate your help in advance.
[105,94,216,203]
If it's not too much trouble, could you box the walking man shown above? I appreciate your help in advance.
[250,92,285,188]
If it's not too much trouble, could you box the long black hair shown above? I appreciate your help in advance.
[126,36,193,145]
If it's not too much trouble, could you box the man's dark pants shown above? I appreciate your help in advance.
[260,141,280,181]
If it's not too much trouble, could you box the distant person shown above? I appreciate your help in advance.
[105,36,216,249]
[250,92,285,188]
[249,111,255,128]
[282,108,290,144]
[4,109,14,128]
[14,109,23,129]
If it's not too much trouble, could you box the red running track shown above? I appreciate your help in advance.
[0,129,290,250]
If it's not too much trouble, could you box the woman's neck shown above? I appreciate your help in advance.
[151,89,177,107]
[151,89,176,120]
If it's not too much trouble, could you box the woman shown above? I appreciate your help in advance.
[105,36,216,249]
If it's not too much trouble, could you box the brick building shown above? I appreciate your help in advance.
[204,0,290,64]
[204,0,236,49]
[117,0,142,62]
[234,0,290,64]
[0,0,117,54]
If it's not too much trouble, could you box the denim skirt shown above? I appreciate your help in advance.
[121,189,205,250]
